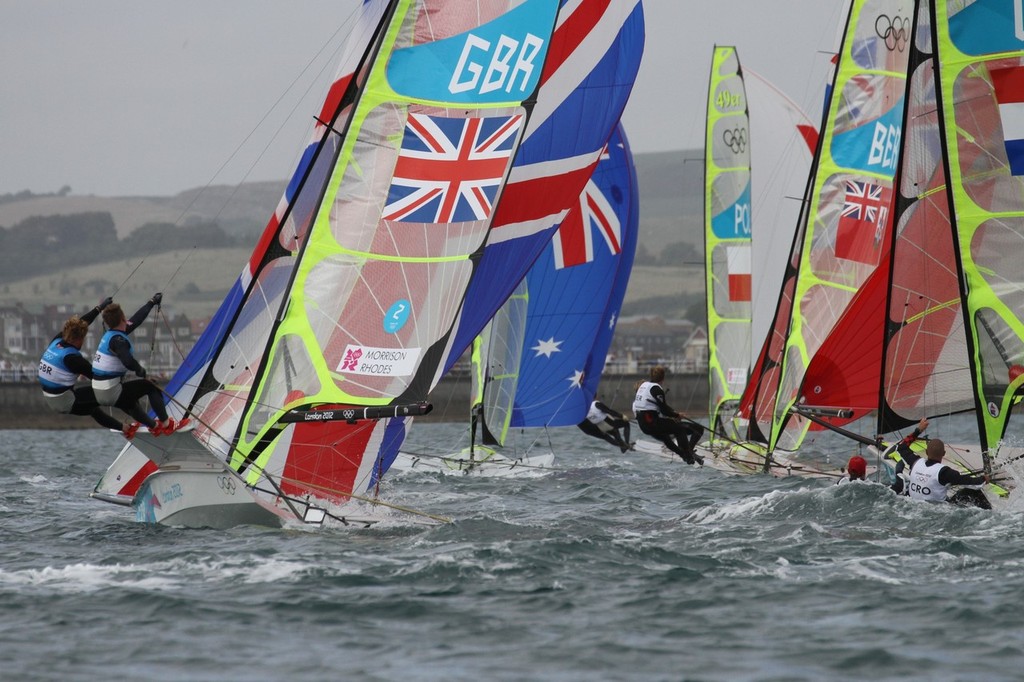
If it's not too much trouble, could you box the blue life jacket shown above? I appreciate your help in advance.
[92,330,133,379]
[38,338,80,392]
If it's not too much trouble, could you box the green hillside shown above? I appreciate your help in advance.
[0,149,705,321]
[1,247,252,319]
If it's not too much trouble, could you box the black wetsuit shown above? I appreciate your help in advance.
[635,383,704,464]
[102,301,167,428]
[577,401,632,452]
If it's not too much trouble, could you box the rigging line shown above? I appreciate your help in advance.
[125,6,363,295]
[399,448,562,472]
[167,4,359,232]
[151,383,305,521]
[540,383,583,432]
[112,258,147,298]
[271,475,452,524]
[157,307,190,364]
[161,245,197,291]
[245,477,442,524]
[676,412,766,460]
[147,297,162,367]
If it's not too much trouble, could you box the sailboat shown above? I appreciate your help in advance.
[801,0,1024,505]
[689,45,831,475]
[395,277,540,474]
[736,0,914,476]
[397,122,639,474]
[90,0,646,527]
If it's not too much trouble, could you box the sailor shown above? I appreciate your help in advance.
[885,419,928,495]
[893,419,990,507]
[577,399,633,453]
[92,294,174,435]
[37,297,129,433]
[836,455,867,485]
[632,365,705,465]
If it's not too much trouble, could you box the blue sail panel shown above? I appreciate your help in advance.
[510,124,638,428]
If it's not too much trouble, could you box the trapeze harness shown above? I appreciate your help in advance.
[632,381,661,423]
[92,330,132,406]
[908,459,949,503]
[586,401,614,433]
[37,339,80,413]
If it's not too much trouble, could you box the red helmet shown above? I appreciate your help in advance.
[847,455,867,479]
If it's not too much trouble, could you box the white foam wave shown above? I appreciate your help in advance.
[0,555,318,594]
[687,488,803,524]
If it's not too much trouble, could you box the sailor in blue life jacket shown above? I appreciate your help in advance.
[577,399,633,453]
[632,365,705,465]
[37,297,128,433]
[92,294,175,435]
[891,418,991,508]
[836,455,867,485]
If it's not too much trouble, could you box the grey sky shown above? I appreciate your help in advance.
[2,0,848,197]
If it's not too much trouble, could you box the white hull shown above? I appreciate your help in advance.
[108,425,288,528]
[133,466,286,529]
[131,466,394,529]
[111,424,346,529]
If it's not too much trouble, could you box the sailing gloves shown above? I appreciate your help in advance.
[98,296,113,310]
[151,292,163,306]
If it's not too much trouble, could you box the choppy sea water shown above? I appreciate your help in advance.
[3,418,1024,682]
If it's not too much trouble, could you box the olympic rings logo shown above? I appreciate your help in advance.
[342,409,356,420]
[217,475,237,495]
[876,14,910,52]
[723,127,747,154]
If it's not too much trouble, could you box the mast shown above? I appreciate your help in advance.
[95,0,647,508]
[872,0,974,436]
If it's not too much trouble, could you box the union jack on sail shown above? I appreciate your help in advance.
[383,113,523,223]
[836,179,890,265]
[552,174,622,269]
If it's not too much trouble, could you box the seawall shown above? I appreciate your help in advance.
[0,374,710,429]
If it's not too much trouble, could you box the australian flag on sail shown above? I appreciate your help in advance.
[991,66,1024,176]
[836,179,890,265]
[383,112,523,223]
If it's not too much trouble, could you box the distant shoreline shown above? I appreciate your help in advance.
[0,373,710,430]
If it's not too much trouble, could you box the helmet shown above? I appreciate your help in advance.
[847,455,867,479]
